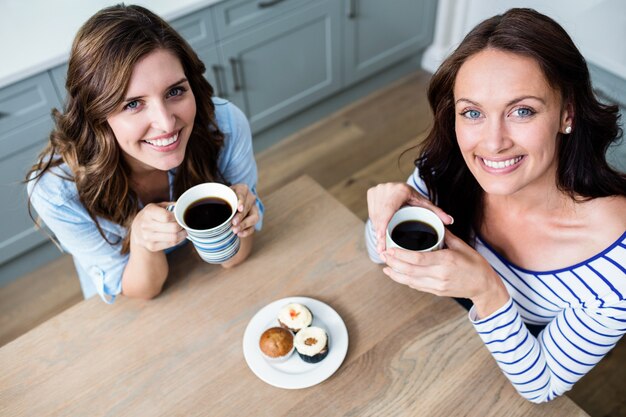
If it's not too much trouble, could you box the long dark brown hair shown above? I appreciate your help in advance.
[27,4,225,253]
[416,8,625,244]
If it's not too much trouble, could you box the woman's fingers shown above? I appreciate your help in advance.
[382,230,497,299]
[366,182,454,254]
[134,229,183,252]
[384,246,447,267]
[442,228,467,250]
[404,194,454,225]
[230,185,247,226]
[367,183,410,253]
[382,267,443,294]
[144,204,183,232]
[235,186,249,212]
[233,206,259,235]
[383,248,441,276]
[230,183,260,234]
[143,229,185,247]
[237,224,256,238]
[141,201,177,224]
[132,203,185,251]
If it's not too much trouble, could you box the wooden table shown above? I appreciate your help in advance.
[0,176,587,417]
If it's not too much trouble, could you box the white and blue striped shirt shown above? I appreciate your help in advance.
[365,169,626,403]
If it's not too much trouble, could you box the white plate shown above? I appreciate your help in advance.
[243,296,349,389]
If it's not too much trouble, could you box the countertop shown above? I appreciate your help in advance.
[0,176,589,417]
[0,0,222,89]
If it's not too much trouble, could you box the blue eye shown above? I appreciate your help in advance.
[123,100,140,111]
[167,86,186,98]
[461,109,481,119]
[514,107,535,117]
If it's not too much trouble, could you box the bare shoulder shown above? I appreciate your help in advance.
[480,194,624,271]
[583,194,626,239]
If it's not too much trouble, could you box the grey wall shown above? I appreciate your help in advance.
[606,106,626,172]
[589,63,626,172]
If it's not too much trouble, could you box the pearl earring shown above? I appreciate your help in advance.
[564,126,572,134]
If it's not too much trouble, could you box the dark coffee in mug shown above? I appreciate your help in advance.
[390,220,438,251]
[183,197,232,230]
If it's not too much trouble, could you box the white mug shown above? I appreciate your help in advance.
[169,183,240,263]
[386,206,445,252]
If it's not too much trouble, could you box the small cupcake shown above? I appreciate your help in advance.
[294,326,329,363]
[277,303,313,333]
[259,327,294,363]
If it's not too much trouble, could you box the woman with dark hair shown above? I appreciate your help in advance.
[27,5,263,303]
[366,8,626,402]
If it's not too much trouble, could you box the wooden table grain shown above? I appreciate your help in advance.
[0,176,587,417]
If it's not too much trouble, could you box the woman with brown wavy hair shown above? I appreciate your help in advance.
[27,4,263,303]
[365,8,625,402]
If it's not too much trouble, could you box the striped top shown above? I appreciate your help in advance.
[365,169,626,403]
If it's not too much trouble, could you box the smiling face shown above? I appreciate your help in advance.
[453,48,572,197]
[107,49,196,175]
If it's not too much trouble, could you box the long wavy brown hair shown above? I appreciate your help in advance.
[416,8,625,244]
[26,4,225,253]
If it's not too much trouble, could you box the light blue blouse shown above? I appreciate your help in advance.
[28,98,264,303]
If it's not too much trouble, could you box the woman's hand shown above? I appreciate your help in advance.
[382,229,509,318]
[230,183,260,237]
[219,184,260,269]
[366,182,453,254]
[130,202,187,252]
[123,202,185,300]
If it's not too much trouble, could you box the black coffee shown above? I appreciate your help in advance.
[391,220,438,251]
[183,197,232,230]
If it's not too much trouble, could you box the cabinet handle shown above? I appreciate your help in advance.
[211,65,227,98]
[257,0,285,8]
[348,0,357,19]
[229,58,242,92]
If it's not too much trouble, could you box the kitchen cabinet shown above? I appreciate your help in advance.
[173,0,341,133]
[0,73,61,267]
[170,8,224,97]
[195,46,226,97]
[219,0,341,132]
[343,0,437,86]
[209,0,436,131]
[212,0,308,38]
[50,64,68,101]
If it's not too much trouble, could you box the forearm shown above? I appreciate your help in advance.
[222,234,253,269]
[471,276,510,319]
[471,300,554,402]
[121,242,169,299]
[470,301,623,403]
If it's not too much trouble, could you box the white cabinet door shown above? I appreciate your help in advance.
[343,0,437,85]
[220,0,342,132]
